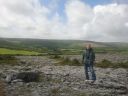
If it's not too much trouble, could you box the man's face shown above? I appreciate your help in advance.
[86,44,91,49]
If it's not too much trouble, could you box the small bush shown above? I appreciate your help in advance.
[49,55,61,59]
[59,57,82,66]
[59,57,71,65]
[53,55,61,59]
[63,57,70,62]
[50,87,60,96]
[71,58,81,66]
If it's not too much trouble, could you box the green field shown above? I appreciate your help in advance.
[0,48,40,55]
[0,38,128,55]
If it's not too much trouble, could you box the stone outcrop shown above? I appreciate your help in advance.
[6,72,40,83]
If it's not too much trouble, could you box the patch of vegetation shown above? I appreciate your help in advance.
[60,88,88,96]
[115,61,128,68]
[49,55,61,59]
[57,57,82,66]
[0,81,6,96]
[60,49,83,55]
[96,59,128,68]
[52,55,128,68]
[96,59,113,68]
[72,58,81,66]
[48,49,62,55]
[0,55,18,65]
[50,87,60,96]
[0,48,40,55]
[76,93,88,96]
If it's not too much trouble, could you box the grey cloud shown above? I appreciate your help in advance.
[113,0,128,4]
[0,0,128,42]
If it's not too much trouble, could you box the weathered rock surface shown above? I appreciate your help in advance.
[0,56,127,96]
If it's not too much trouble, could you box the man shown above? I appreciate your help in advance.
[82,44,96,83]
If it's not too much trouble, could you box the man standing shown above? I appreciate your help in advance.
[82,44,96,83]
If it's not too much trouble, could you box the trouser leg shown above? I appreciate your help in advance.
[85,65,89,80]
[89,66,96,80]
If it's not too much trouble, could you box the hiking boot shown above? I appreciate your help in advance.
[89,80,96,83]
[85,80,89,82]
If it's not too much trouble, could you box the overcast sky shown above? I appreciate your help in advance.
[0,0,128,42]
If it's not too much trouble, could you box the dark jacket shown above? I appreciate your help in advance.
[82,48,95,64]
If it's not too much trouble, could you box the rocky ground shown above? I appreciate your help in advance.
[0,55,128,96]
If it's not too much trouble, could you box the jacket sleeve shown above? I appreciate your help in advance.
[82,51,86,62]
[92,51,95,61]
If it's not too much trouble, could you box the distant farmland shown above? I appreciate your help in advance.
[0,48,40,55]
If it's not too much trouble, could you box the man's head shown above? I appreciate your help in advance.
[86,44,92,49]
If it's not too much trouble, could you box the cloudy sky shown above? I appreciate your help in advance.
[0,0,128,42]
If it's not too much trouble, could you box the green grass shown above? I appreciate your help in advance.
[0,48,40,55]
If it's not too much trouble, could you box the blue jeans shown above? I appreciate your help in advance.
[84,61,96,80]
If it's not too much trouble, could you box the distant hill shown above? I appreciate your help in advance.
[0,38,128,50]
